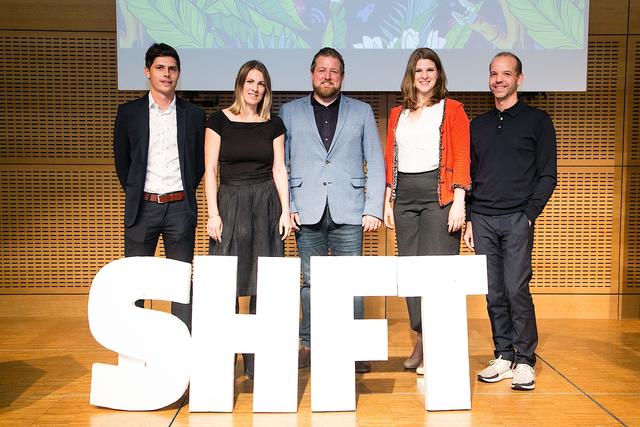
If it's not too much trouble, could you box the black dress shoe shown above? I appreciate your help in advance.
[355,361,371,373]
[298,347,311,369]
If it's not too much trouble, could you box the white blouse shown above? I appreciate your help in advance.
[395,99,444,173]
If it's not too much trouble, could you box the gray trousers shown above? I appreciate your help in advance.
[471,211,538,366]
[393,171,461,334]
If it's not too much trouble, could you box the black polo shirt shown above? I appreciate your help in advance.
[468,101,557,221]
[311,93,340,151]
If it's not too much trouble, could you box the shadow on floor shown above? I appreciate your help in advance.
[0,355,84,410]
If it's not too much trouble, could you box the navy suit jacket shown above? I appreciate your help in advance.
[113,94,205,227]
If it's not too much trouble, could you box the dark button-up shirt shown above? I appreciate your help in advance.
[468,101,557,221]
[311,93,340,151]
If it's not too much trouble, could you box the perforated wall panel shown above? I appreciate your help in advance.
[0,32,142,162]
[530,168,619,291]
[0,166,123,293]
[627,37,640,164]
[622,168,640,290]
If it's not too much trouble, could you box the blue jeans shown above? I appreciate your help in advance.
[296,206,364,348]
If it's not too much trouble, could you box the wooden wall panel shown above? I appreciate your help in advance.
[621,167,640,291]
[531,168,620,292]
[588,0,630,34]
[0,165,123,293]
[631,0,640,34]
[620,35,640,303]
[0,31,136,163]
[0,0,115,32]
[626,37,640,164]
[530,37,626,165]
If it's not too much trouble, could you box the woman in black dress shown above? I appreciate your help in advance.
[204,60,292,378]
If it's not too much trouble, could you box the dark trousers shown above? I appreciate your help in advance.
[393,171,461,334]
[124,199,195,330]
[471,211,538,366]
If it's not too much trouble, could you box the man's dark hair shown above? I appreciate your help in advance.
[310,47,345,75]
[145,43,181,71]
[491,51,523,75]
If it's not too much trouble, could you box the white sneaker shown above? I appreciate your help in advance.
[477,355,513,383]
[512,363,535,390]
[416,362,424,375]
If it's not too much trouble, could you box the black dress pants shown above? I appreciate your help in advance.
[393,171,462,334]
[471,211,538,366]
[124,199,195,330]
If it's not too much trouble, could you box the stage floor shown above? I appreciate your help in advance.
[1,313,639,426]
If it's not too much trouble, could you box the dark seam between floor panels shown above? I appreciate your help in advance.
[537,353,627,426]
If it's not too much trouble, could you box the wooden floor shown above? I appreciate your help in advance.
[1,311,639,426]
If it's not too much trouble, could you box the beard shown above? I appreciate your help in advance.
[313,81,341,100]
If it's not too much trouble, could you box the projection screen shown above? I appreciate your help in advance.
[116,0,589,92]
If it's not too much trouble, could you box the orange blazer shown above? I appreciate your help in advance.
[385,98,471,206]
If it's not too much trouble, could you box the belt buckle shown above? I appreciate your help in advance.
[156,193,167,204]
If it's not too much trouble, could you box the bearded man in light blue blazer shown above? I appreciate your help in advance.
[279,47,385,374]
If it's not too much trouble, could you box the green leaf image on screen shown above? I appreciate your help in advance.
[124,0,210,48]
[379,1,437,49]
[444,1,483,49]
[122,0,310,48]
[506,0,585,49]
[322,1,347,48]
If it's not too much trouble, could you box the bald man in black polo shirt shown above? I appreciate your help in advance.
[464,52,557,391]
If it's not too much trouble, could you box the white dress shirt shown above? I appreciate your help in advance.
[144,92,183,194]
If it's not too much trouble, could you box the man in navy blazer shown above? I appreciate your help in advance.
[113,43,205,329]
[280,48,385,373]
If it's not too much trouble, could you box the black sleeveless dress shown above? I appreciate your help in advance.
[206,111,286,296]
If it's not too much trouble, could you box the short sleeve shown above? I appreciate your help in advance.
[271,115,286,140]
[206,111,225,134]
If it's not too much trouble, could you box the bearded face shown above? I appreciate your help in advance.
[311,55,344,101]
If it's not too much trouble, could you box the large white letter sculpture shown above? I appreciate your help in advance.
[88,257,192,410]
[397,255,488,411]
[310,256,397,412]
[88,255,487,413]
[190,256,300,413]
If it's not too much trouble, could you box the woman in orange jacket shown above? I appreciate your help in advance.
[384,48,471,375]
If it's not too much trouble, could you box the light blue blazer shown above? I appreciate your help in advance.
[279,94,385,225]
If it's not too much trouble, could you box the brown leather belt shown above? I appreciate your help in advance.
[143,191,185,203]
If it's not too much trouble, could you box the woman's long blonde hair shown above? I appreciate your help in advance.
[229,60,273,120]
